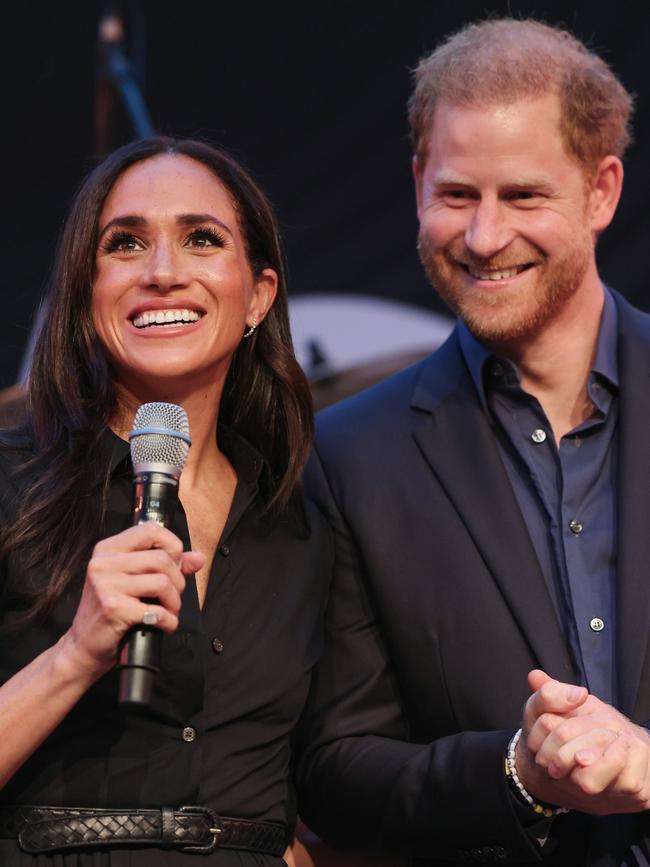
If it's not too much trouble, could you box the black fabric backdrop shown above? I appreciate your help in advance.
[1,0,648,389]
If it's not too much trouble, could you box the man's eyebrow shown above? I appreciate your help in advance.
[98,212,234,240]
[505,177,555,190]
[432,172,556,190]
[433,171,474,186]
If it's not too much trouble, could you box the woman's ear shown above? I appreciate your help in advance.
[246,268,278,329]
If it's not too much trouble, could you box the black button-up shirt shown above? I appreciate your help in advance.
[0,426,333,865]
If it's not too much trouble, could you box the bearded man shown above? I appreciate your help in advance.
[298,18,650,867]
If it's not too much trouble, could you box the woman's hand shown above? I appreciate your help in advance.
[60,523,204,680]
[0,523,204,789]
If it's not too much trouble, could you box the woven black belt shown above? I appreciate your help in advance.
[0,805,288,855]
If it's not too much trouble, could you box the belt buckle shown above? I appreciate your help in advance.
[177,806,222,854]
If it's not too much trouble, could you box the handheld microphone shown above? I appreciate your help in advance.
[117,402,191,708]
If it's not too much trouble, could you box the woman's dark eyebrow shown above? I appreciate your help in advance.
[98,212,234,241]
[176,213,233,236]
[98,214,146,241]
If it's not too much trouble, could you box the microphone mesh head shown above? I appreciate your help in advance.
[129,402,191,473]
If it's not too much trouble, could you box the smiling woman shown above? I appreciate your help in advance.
[0,138,332,865]
[92,154,278,411]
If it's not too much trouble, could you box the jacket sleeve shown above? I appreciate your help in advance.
[295,445,545,863]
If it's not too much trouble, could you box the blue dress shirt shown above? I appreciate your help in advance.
[458,289,619,705]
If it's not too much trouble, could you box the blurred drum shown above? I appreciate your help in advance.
[289,294,452,409]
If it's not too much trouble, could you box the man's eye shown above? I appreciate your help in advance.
[508,191,539,201]
[440,189,475,206]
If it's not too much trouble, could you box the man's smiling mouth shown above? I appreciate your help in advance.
[460,263,535,281]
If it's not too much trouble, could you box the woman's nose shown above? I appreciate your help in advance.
[140,243,190,292]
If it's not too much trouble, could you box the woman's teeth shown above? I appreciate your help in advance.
[132,309,202,328]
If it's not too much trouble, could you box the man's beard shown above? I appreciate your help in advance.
[417,231,592,345]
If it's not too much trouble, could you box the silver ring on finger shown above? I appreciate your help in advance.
[142,609,159,626]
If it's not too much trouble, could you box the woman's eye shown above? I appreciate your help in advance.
[186,228,226,249]
[102,232,143,254]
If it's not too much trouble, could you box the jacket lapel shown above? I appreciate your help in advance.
[408,332,576,681]
[612,295,650,716]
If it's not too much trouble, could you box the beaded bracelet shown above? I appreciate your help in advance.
[505,729,570,818]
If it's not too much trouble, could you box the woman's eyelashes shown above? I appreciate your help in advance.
[184,226,228,250]
[99,225,228,255]
[100,230,143,254]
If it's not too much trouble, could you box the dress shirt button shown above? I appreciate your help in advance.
[219,544,230,557]
[211,638,224,654]
[569,520,583,535]
[590,617,605,632]
[182,726,197,742]
[531,429,546,444]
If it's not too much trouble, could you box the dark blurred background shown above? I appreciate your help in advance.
[1,0,648,390]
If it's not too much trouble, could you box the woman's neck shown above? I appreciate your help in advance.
[110,380,226,485]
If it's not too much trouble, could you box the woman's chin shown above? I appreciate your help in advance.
[114,365,227,405]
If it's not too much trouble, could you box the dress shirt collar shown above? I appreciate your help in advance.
[457,286,619,412]
[98,423,268,489]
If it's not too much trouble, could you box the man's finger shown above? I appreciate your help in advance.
[524,677,588,736]
[528,669,553,693]
[544,728,619,778]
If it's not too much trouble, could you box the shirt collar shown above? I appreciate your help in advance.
[97,424,268,488]
[96,427,130,475]
[458,286,619,411]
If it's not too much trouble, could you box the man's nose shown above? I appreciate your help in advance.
[464,199,515,260]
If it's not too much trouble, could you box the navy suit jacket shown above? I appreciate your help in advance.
[297,291,650,865]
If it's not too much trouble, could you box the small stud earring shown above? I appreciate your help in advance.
[243,316,258,339]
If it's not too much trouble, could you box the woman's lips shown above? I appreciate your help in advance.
[129,307,205,329]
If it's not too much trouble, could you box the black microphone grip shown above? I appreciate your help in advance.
[117,469,179,708]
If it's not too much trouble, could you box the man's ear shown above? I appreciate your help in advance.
[589,155,624,234]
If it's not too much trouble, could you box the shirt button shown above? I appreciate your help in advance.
[211,638,224,654]
[590,617,605,632]
[569,520,584,535]
[182,726,197,742]
[531,429,547,444]
[219,544,230,557]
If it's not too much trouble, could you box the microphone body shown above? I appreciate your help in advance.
[117,403,191,709]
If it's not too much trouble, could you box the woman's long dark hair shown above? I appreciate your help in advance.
[0,137,313,617]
